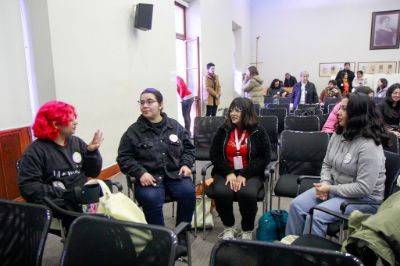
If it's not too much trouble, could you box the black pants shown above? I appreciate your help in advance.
[211,174,262,231]
[206,105,218,116]
[181,98,194,133]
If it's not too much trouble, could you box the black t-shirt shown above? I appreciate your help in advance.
[18,136,102,203]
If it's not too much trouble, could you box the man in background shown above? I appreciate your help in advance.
[204,62,221,116]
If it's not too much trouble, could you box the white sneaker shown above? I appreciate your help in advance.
[240,231,253,240]
[218,227,237,240]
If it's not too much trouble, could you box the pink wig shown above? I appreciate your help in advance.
[32,101,77,140]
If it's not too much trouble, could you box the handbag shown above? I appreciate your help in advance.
[192,180,215,228]
[85,179,151,253]
[256,209,288,242]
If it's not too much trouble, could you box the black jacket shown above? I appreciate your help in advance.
[210,124,271,179]
[335,69,355,85]
[18,136,102,203]
[284,76,297,87]
[117,113,195,180]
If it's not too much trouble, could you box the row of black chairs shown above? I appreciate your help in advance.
[0,199,367,266]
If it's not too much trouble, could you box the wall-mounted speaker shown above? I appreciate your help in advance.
[134,3,153,31]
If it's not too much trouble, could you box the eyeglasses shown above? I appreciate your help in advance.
[229,107,242,113]
[138,99,157,106]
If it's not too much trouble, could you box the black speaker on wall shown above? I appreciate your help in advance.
[134,3,153,31]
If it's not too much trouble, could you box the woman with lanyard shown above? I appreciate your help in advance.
[208,97,271,240]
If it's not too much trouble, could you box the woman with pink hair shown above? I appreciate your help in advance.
[18,101,103,210]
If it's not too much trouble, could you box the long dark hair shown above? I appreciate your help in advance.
[381,83,400,120]
[336,92,389,145]
[225,97,258,130]
[376,78,388,92]
[269,78,281,89]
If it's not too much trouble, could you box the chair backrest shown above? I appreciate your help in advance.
[383,151,400,198]
[259,108,287,134]
[193,116,225,160]
[258,116,278,161]
[383,132,399,154]
[284,116,320,132]
[278,97,291,104]
[280,130,330,175]
[253,103,260,115]
[323,97,342,113]
[297,103,321,111]
[222,108,228,116]
[264,96,275,105]
[209,240,364,266]
[328,103,338,114]
[267,103,290,114]
[60,215,177,266]
[0,200,51,266]
[317,114,329,130]
[294,108,323,116]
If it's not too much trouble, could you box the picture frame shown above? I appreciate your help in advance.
[357,61,398,74]
[370,10,400,50]
[319,62,356,77]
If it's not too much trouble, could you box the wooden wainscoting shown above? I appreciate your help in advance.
[0,127,32,200]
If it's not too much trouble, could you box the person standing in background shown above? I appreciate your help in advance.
[243,65,264,107]
[336,72,352,96]
[284,73,297,87]
[291,71,318,110]
[204,63,221,116]
[335,62,355,86]
[177,76,194,134]
[352,70,368,89]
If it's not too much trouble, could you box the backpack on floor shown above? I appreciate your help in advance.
[256,209,288,242]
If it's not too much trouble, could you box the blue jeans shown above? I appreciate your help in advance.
[135,176,195,226]
[285,188,379,237]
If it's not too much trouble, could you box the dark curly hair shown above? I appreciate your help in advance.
[225,97,258,130]
[269,78,281,89]
[336,92,389,146]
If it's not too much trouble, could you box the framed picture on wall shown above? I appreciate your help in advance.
[319,62,356,77]
[357,61,398,74]
[370,10,400,50]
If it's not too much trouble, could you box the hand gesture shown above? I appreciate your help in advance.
[140,172,156,187]
[87,130,104,152]
[225,173,237,191]
[179,165,192,178]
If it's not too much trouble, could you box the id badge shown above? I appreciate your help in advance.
[233,156,243,170]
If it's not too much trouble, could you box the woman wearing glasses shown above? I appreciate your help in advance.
[208,97,271,240]
[117,88,195,226]
[378,83,400,138]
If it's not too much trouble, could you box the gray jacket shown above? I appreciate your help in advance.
[320,133,385,202]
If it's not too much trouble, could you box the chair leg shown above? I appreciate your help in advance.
[172,202,175,218]
[187,230,192,266]
[193,200,197,237]
[277,196,281,209]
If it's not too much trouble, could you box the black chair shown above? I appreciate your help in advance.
[260,108,287,134]
[222,108,228,117]
[193,116,225,161]
[328,103,338,114]
[297,104,321,111]
[317,114,329,130]
[383,132,399,153]
[0,200,51,266]
[294,108,323,116]
[258,116,279,210]
[272,131,330,207]
[323,97,342,113]
[267,103,290,114]
[209,239,364,266]
[284,116,320,131]
[253,103,260,115]
[60,215,191,266]
[278,97,291,104]
[264,96,275,106]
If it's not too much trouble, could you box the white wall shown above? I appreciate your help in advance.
[187,0,252,111]
[25,0,178,167]
[0,0,32,130]
[250,0,400,92]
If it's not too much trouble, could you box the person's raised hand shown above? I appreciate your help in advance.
[87,130,104,152]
